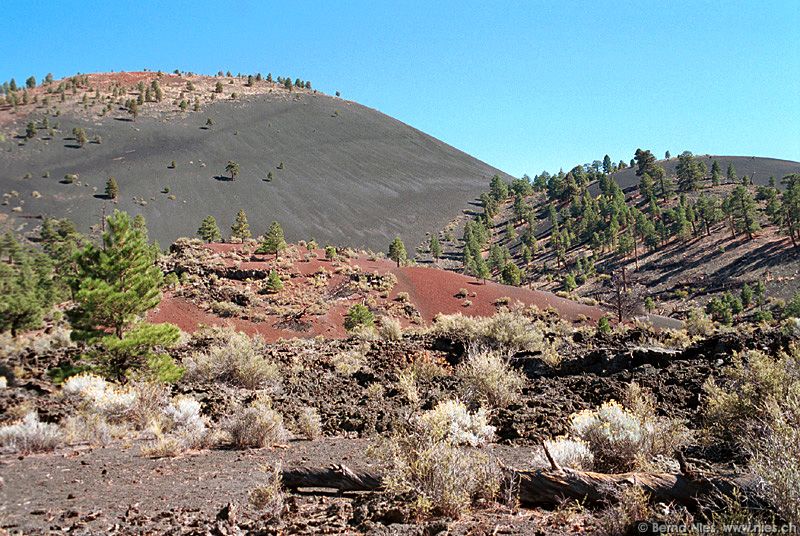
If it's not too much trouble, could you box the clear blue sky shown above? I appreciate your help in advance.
[3,1,799,176]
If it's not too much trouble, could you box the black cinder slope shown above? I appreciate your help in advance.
[0,90,509,250]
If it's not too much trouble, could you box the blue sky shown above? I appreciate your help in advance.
[3,1,798,176]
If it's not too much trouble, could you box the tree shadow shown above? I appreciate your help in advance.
[93,193,113,200]
[213,175,234,182]
[63,144,82,149]
[113,117,133,122]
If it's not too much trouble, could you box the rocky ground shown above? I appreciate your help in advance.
[1,318,790,534]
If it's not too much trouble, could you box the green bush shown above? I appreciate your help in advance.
[344,304,374,331]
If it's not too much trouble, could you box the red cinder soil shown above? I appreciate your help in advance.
[150,243,603,341]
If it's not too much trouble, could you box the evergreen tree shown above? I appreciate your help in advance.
[602,154,612,174]
[676,152,706,192]
[258,221,287,258]
[741,283,753,308]
[39,218,84,298]
[264,270,283,293]
[105,177,119,200]
[198,215,222,243]
[695,194,722,236]
[727,185,760,239]
[429,235,442,260]
[489,174,509,201]
[25,121,37,139]
[726,163,737,184]
[665,150,671,159]
[70,210,164,339]
[639,173,655,201]
[711,160,722,186]
[388,237,407,267]
[344,304,374,331]
[781,174,800,248]
[0,233,57,336]
[651,165,673,200]
[225,160,240,180]
[634,148,656,176]
[215,80,224,93]
[474,254,490,283]
[500,261,522,286]
[231,210,251,240]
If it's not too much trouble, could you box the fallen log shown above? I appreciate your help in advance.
[281,463,756,508]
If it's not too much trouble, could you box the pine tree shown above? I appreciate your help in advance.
[676,152,706,192]
[39,218,84,298]
[634,148,656,176]
[711,160,722,186]
[602,154,612,174]
[0,233,57,336]
[105,177,119,200]
[781,174,800,248]
[429,235,442,260]
[474,254,490,283]
[225,160,240,180]
[70,210,164,339]
[198,216,222,243]
[651,165,673,200]
[264,270,283,293]
[727,163,737,184]
[727,185,760,240]
[500,261,522,286]
[230,210,251,240]
[215,81,224,93]
[25,121,37,139]
[489,174,509,201]
[69,213,180,381]
[695,194,722,236]
[257,221,287,258]
[639,173,655,201]
[388,237,407,267]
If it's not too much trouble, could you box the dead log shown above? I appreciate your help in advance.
[281,464,756,508]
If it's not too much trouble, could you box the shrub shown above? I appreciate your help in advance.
[225,399,288,448]
[378,316,403,341]
[331,348,365,375]
[597,316,611,335]
[296,407,322,440]
[685,308,714,337]
[431,310,545,353]
[142,395,211,457]
[344,304,374,331]
[704,347,799,446]
[63,372,137,422]
[456,345,525,408]
[184,331,280,390]
[748,396,800,523]
[249,462,285,519]
[569,384,687,472]
[373,400,500,518]
[532,438,594,470]
[211,300,241,317]
[63,413,116,446]
[0,412,61,453]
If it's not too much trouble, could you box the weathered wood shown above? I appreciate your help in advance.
[281,463,755,508]
[282,464,383,493]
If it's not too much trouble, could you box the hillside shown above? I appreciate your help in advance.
[0,72,509,250]
[149,240,603,341]
[421,153,800,320]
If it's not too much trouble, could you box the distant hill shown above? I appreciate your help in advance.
[612,155,800,190]
[0,72,510,250]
